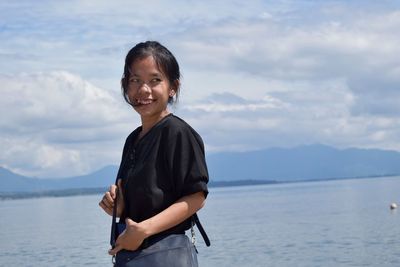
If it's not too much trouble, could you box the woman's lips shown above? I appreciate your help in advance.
[134,99,154,106]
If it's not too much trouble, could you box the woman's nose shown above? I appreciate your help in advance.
[138,82,151,93]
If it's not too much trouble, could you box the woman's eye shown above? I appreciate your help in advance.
[129,78,139,83]
[151,78,161,83]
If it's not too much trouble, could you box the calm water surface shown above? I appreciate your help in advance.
[1,176,400,266]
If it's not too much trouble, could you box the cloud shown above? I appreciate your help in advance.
[170,8,400,124]
[174,10,400,79]
[0,71,127,131]
[185,92,287,113]
[179,84,400,153]
[0,71,134,177]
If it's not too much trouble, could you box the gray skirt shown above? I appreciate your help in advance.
[114,234,198,267]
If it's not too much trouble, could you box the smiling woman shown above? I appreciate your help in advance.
[99,41,210,267]
[121,41,180,105]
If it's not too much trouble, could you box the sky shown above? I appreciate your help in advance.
[1,0,400,178]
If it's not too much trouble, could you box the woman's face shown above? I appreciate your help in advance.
[127,56,175,121]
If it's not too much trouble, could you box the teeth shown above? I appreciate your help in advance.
[136,99,153,105]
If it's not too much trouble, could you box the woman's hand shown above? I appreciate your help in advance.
[99,179,124,217]
[108,218,149,255]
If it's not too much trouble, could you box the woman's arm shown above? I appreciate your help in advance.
[108,191,206,255]
[142,191,205,237]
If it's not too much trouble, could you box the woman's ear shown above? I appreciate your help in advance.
[169,79,180,97]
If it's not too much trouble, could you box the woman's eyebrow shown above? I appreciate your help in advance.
[129,72,163,77]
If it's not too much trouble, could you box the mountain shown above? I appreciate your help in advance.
[1,144,400,193]
[207,144,400,181]
[0,167,42,192]
[0,165,118,192]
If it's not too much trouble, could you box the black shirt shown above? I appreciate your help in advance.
[116,114,209,235]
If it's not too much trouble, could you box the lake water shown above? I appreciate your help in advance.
[1,176,400,266]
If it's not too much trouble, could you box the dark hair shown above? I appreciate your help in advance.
[121,41,181,105]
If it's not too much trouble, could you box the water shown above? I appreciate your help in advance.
[1,176,400,266]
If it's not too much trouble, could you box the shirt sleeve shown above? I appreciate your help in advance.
[165,124,209,199]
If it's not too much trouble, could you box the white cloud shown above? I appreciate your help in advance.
[0,137,83,177]
[184,92,287,113]
[0,71,127,130]
[179,81,400,154]
[173,10,400,80]
[170,7,400,149]
[0,71,135,177]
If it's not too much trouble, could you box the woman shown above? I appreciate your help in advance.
[99,41,209,266]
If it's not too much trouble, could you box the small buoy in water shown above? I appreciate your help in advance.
[390,203,397,210]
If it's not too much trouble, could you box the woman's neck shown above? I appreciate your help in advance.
[140,111,170,136]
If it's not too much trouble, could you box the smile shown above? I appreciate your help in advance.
[134,99,154,106]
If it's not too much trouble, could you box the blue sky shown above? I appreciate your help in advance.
[1,0,400,178]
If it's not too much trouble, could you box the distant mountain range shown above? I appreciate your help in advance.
[207,144,400,181]
[1,144,400,193]
[0,165,117,193]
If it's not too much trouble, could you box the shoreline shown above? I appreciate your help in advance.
[1,174,399,201]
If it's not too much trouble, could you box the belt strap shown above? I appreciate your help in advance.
[193,213,211,247]
[110,179,119,248]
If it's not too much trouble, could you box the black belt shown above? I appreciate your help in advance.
[193,213,211,247]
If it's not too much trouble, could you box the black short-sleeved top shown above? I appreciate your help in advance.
[116,114,209,235]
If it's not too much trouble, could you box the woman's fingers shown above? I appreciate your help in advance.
[108,244,122,256]
[99,180,125,216]
[98,201,112,215]
[109,184,117,199]
[104,191,115,206]
[108,218,144,253]
[99,184,118,215]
